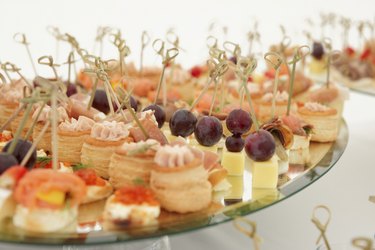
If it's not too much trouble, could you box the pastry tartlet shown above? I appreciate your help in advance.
[297,102,339,143]
[32,105,69,153]
[58,116,95,164]
[309,83,349,119]
[81,121,132,179]
[258,91,291,122]
[109,139,160,189]
[0,79,27,128]
[103,186,160,229]
[150,145,212,213]
[13,169,86,233]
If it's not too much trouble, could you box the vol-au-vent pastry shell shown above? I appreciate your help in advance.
[109,139,160,189]
[81,137,133,179]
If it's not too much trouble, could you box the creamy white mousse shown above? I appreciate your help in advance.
[304,102,330,112]
[154,145,195,167]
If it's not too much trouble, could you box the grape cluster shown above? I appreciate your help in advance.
[225,109,252,152]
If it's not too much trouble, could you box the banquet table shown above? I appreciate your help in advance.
[0,91,374,250]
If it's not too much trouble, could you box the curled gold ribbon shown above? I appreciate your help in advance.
[352,237,373,250]
[223,41,241,59]
[166,30,185,52]
[325,50,341,87]
[233,217,262,250]
[288,45,311,65]
[264,52,283,70]
[311,205,331,250]
[0,73,6,85]
[13,33,29,45]
[152,39,165,58]
[280,36,291,55]
[209,47,226,62]
[206,35,218,49]
[13,32,38,75]
[1,62,32,88]
[38,55,60,79]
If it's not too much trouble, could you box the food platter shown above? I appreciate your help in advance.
[0,120,348,246]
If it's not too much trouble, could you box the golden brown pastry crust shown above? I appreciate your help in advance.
[297,108,339,142]
[11,112,33,140]
[150,160,212,213]
[298,106,337,116]
[0,103,18,129]
[109,152,155,189]
[33,122,52,152]
[57,129,91,164]
[81,137,131,179]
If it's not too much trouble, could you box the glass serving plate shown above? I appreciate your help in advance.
[0,120,349,246]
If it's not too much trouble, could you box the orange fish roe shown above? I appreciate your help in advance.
[0,132,12,142]
[114,186,159,206]
[75,168,105,186]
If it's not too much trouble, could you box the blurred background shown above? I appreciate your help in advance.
[1,0,374,77]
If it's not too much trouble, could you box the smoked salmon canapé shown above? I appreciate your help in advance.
[13,169,87,233]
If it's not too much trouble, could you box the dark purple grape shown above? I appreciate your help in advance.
[244,129,275,161]
[312,42,325,60]
[0,153,18,174]
[64,81,78,97]
[92,89,111,114]
[194,116,223,147]
[225,134,244,152]
[3,139,36,169]
[229,56,237,65]
[114,95,138,112]
[143,104,166,128]
[226,109,252,135]
[169,109,197,137]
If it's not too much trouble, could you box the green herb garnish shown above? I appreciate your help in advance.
[72,163,90,172]
[132,177,146,186]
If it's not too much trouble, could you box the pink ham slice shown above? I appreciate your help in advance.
[129,117,168,145]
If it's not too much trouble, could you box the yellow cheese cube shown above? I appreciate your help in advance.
[221,149,245,176]
[252,187,279,204]
[36,190,66,206]
[224,176,243,200]
[190,139,218,153]
[251,156,278,189]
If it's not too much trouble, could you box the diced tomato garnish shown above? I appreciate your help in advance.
[247,76,253,82]
[360,48,371,60]
[190,66,202,78]
[0,133,12,142]
[75,168,105,186]
[344,46,356,56]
